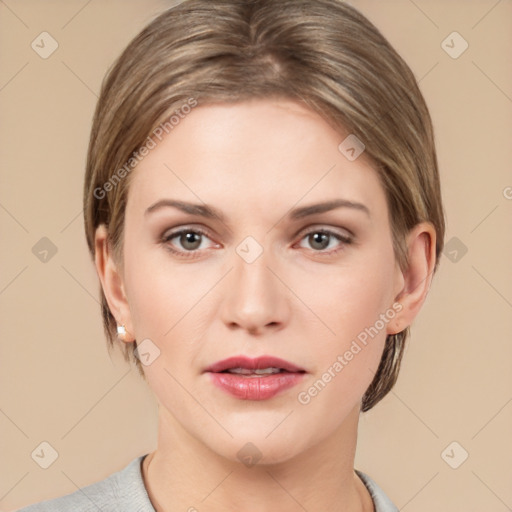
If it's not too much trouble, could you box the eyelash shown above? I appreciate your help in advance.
[160,226,353,260]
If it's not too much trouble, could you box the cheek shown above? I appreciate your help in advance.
[123,247,219,374]
[294,272,392,421]
[294,249,396,394]
[124,242,194,332]
[126,268,172,337]
[301,252,396,344]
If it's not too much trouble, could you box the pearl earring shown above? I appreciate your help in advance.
[117,324,127,337]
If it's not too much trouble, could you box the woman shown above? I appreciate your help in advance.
[19,0,445,510]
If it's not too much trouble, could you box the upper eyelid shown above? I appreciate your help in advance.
[162,225,353,247]
[296,224,353,238]
[162,223,353,236]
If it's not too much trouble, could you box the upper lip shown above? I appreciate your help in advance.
[204,355,306,373]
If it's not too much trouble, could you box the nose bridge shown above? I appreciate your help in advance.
[221,236,286,331]
[235,240,272,293]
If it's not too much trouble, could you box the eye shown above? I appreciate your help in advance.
[297,228,353,255]
[161,226,353,260]
[161,227,217,259]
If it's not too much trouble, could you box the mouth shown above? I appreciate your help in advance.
[204,355,307,375]
[204,355,307,400]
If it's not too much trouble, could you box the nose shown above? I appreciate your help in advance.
[220,246,289,335]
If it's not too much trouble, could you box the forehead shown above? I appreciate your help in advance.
[126,98,386,219]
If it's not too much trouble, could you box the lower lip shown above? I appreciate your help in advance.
[207,371,305,400]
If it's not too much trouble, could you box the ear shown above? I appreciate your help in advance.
[94,224,135,343]
[386,222,437,335]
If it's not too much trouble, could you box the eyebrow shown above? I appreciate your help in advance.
[144,198,370,221]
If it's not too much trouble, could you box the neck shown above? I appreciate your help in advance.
[142,404,374,512]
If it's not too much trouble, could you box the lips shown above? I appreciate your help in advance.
[204,355,306,374]
[205,355,307,400]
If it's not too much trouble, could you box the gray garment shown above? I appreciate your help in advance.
[17,454,399,511]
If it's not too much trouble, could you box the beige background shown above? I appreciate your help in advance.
[1,1,511,510]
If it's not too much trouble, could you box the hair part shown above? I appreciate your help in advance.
[83,0,445,412]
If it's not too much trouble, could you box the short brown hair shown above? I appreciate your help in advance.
[83,0,445,412]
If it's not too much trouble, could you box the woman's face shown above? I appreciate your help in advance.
[116,98,405,463]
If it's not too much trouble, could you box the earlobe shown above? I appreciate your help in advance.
[94,224,135,342]
[116,323,135,343]
[386,222,437,335]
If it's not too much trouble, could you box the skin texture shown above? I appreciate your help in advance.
[94,98,436,512]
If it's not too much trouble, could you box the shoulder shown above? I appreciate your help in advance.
[355,469,399,512]
[17,454,154,512]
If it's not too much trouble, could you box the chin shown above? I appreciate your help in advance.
[208,420,311,467]
[227,437,304,468]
